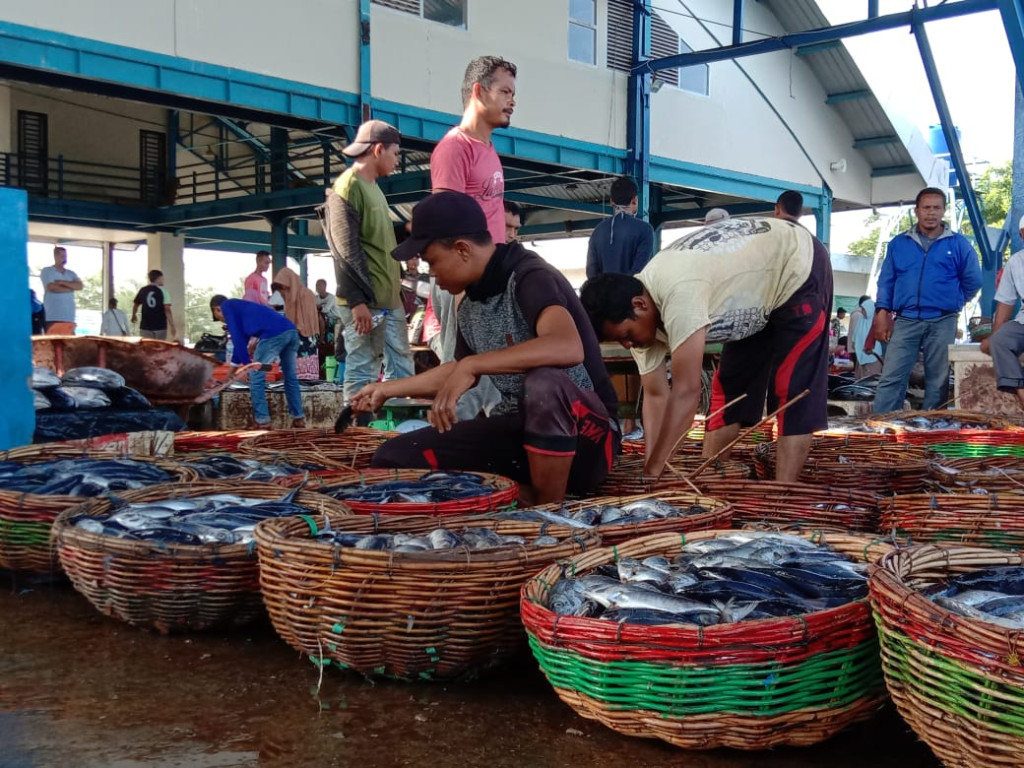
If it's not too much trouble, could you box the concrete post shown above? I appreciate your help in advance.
[145,232,185,343]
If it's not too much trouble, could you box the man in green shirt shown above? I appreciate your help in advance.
[329,119,414,403]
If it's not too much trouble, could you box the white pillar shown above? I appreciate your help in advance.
[146,232,185,342]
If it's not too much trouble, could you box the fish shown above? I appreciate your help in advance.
[530,535,559,547]
[33,391,51,410]
[32,367,62,389]
[617,557,670,585]
[547,579,600,617]
[61,366,126,390]
[621,499,681,518]
[57,386,112,409]
[428,529,461,549]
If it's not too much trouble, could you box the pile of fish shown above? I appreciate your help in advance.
[498,498,709,528]
[32,366,151,411]
[0,458,175,496]
[320,471,493,504]
[314,525,558,551]
[884,416,996,431]
[182,454,312,481]
[546,532,868,626]
[73,487,313,545]
[926,566,1024,629]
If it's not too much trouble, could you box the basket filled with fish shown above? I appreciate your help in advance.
[254,512,599,680]
[620,416,774,456]
[278,468,518,515]
[172,430,268,455]
[866,410,1022,444]
[237,428,396,471]
[710,480,880,532]
[869,544,1024,767]
[51,480,351,633]
[180,453,327,482]
[753,438,933,494]
[0,446,197,574]
[926,455,1024,494]
[496,492,731,545]
[521,529,892,750]
[880,493,1024,550]
[598,454,753,496]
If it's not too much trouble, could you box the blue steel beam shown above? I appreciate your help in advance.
[185,226,326,252]
[504,192,610,216]
[795,41,842,56]
[214,118,308,182]
[913,19,996,310]
[871,165,917,177]
[636,0,997,73]
[625,0,653,220]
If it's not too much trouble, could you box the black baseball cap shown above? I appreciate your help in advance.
[391,191,491,261]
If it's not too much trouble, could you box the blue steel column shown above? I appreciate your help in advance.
[359,0,372,121]
[0,187,34,448]
[733,0,744,45]
[269,127,289,270]
[999,0,1024,258]
[817,186,832,251]
[912,19,996,310]
[626,0,652,220]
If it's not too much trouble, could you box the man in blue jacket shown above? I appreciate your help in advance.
[210,294,306,429]
[871,187,981,412]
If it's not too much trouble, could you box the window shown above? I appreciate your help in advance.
[373,0,466,28]
[607,0,677,88]
[569,0,597,64]
[676,38,709,96]
[17,111,48,195]
[139,130,167,205]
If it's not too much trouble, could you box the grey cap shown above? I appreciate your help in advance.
[342,120,401,157]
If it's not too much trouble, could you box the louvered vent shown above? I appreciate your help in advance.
[607,0,678,87]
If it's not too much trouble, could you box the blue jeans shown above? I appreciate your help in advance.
[339,306,414,403]
[872,314,957,413]
[381,308,414,382]
[250,328,304,424]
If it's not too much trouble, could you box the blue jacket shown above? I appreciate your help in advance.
[875,225,981,320]
[220,298,296,365]
[586,212,656,278]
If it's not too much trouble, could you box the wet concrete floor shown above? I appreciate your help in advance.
[1,574,941,768]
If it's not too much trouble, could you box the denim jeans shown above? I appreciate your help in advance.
[872,314,957,413]
[381,308,414,382]
[250,328,304,424]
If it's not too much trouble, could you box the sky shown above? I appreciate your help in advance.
[27,1,1017,310]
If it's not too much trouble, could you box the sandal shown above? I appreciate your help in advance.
[291,418,307,429]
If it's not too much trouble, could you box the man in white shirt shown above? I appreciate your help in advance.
[100,298,130,336]
[981,214,1024,408]
[41,246,82,334]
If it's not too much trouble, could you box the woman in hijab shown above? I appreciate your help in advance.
[850,294,884,379]
[274,267,321,379]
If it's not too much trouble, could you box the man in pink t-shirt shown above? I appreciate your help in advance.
[243,250,272,305]
[430,55,516,244]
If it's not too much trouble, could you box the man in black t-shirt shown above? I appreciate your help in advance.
[132,269,176,340]
[349,192,620,505]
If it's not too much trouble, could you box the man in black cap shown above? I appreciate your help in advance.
[325,118,414,408]
[349,191,620,504]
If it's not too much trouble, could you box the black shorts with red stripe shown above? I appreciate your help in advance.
[707,235,832,437]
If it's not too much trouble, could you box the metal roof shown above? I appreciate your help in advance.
[761,0,923,181]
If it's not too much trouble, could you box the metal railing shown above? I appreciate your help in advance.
[0,147,349,208]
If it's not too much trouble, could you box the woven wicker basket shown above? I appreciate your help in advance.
[52,480,351,633]
[753,438,932,494]
[172,430,268,454]
[870,544,1024,767]
[867,409,1020,439]
[927,455,1024,494]
[238,427,397,470]
[711,480,880,532]
[254,512,599,681]
[880,493,1024,550]
[522,529,892,750]
[599,454,752,496]
[532,491,731,544]
[0,447,197,574]
[278,468,519,515]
